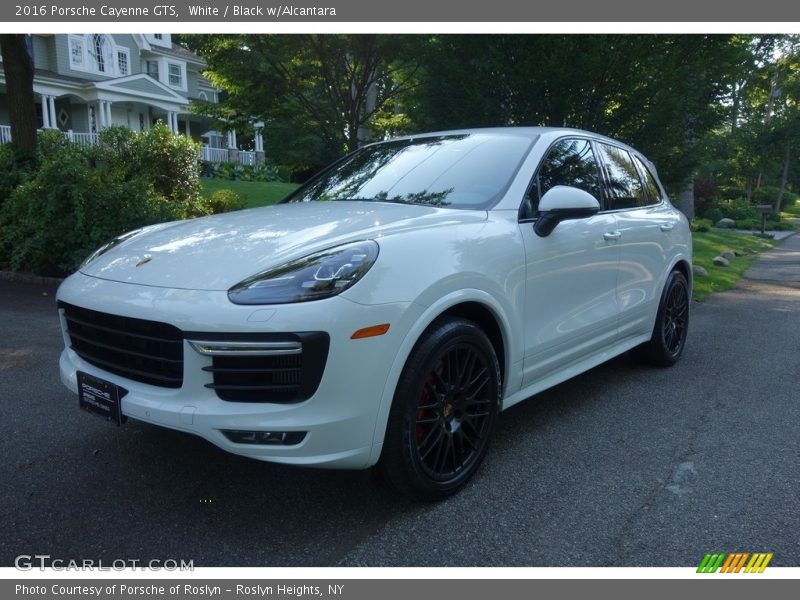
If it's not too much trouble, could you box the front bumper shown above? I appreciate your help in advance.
[57,272,419,469]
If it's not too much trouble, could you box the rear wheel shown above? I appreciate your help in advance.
[375,317,501,500]
[631,270,690,367]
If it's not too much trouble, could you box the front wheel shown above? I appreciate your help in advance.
[375,317,501,500]
[630,269,690,367]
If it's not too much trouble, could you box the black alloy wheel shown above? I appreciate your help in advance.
[631,269,690,367]
[376,317,501,500]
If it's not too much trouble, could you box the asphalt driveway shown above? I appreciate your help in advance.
[1,235,798,567]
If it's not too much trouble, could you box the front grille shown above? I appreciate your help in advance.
[59,302,183,388]
[196,333,329,403]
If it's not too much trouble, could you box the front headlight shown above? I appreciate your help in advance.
[79,228,145,269]
[228,240,379,305]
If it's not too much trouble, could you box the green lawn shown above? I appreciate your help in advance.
[200,178,300,208]
[692,230,777,301]
[779,198,800,218]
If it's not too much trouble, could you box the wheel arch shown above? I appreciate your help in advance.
[436,302,506,391]
[367,291,516,467]
[670,257,693,295]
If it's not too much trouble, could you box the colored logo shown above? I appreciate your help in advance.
[697,552,773,573]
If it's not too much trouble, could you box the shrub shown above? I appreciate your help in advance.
[0,125,203,276]
[718,198,757,222]
[199,189,246,215]
[690,218,713,232]
[772,221,796,231]
[0,144,33,211]
[703,207,724,224]
[735,218,760,230]
[199,160,287,183]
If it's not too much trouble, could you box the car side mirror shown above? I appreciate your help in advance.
[534,186,601,237]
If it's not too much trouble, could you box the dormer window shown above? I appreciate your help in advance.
[91,34,111,73]
[69,34,128,77]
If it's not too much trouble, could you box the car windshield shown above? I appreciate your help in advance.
[286,133,536,209]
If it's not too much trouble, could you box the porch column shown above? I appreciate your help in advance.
[184,118,190,136]
[48,96,58,129]
[97,101,106,129]
[87,104,94,133]
[254,127,265,165]
[41,95,51,128]
[226,129,237,149]
[173,112,179,133]
[105,101,113,128]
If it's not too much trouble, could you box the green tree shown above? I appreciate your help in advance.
[409,35,747,195]
[182,34,421,171]
[0,34,38,154]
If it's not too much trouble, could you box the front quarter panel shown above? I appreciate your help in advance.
[343,212,527,465]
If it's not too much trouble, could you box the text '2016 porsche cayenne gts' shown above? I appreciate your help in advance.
[57,128,691,499]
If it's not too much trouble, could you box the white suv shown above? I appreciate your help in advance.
[57,127,692,499]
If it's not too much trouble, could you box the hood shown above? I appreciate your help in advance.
[80,201,487,290]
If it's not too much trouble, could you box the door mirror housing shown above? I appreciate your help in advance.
[534,186,601,237]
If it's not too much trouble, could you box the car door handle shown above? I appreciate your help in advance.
[660,223,675,232]
[603,231,622,241]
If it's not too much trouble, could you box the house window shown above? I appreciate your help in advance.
[117,49,129,76]
[92,34,108,72]
[69,38,84,66]
[154,34,163,40]
[168,63,183,87]
[147,61,159,80]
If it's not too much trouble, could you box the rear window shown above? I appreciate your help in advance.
[287,133,536,209]
[597,143,646,210]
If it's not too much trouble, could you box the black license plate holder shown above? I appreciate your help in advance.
[77,371,127,426]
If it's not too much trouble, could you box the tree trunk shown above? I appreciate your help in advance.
[677,177,696,221]
[775,141,791,214]
[0,35,38,154]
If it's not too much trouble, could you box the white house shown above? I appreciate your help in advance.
[0,34,263,163]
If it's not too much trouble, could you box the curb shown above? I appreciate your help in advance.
[0,270,64,286]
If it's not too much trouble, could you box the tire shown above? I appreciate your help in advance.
[630,270,690,367]
[375,317,501,500]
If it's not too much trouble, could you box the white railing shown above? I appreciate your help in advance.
[200,146,228,163]
[65,131,100,148]
[0,127,100,147]
[1,128,257,167]
[238,150,256,166]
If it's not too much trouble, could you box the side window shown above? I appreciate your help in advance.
[633,155,662,205]
[521,138,602,220]
[597,143,645,210]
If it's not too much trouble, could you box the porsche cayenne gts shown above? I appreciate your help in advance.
[57,127,692,499]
